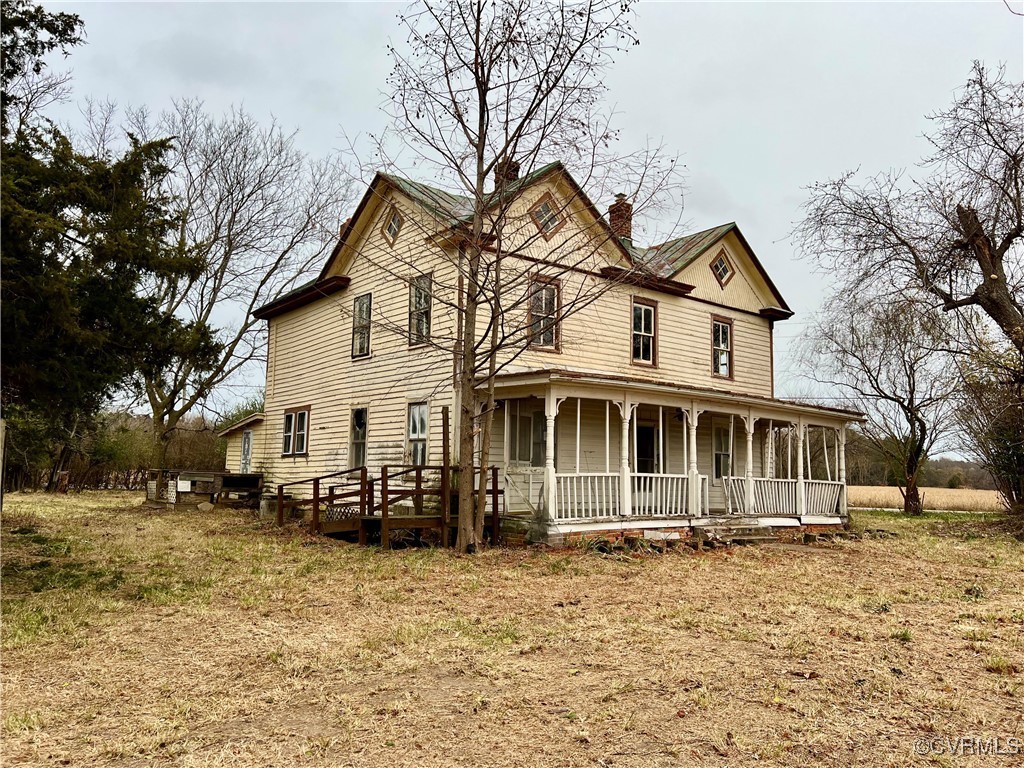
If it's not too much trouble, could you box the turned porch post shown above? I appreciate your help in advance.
[618,401,634,516]
[687,407,701,516]
[838,425,848,517]
[744,416,755,515]
[544,390,559,520]
[795,419,806,516]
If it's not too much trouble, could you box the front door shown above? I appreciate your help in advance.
[636,425,657,474]
[240,430,252,473]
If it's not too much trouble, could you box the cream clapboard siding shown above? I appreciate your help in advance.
[250,171,786,497]
[259,188,457,490]
[225,434,242,472]
[224,421,267,474]
[678,231,777,314]
[486,177,776,398]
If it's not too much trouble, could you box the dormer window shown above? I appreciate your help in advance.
[710,250,734,287]
[383,207,403,245]
[529,193,564,239]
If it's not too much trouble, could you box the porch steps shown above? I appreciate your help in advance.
[692,525,779,549]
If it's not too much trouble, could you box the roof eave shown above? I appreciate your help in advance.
[252,275,351,320]
[217,412,266,437]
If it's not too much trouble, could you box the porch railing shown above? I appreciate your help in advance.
[631,473,687,517]
[726,477,844,517]
[805,480,843,516]
[551,472,709,520]
[753,478,798,515]
[553,473,620,520]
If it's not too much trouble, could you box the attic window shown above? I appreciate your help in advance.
[529,193,563,239]
[710,250,734,287]
[383,208,403,245]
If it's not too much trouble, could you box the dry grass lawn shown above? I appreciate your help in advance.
[2,492,1022,767]
[848,485,1005,513]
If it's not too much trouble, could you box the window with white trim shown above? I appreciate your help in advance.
[352,293,371,358]
[349,408,367,468]
[407,402,428,465]
[282,408,310,456]
[632,299,656,364]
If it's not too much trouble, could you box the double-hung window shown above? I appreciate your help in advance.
[631,299,656,365]
[712,317,733,378]
[409,275,431,345]
[349,408,368,468]
[282,407,310,456]
[407,402,428,465]
[529,276,559,349]
[352,293,372,358]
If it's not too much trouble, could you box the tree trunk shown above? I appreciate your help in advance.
[903,481,923,516]
[456,241,482,553]
[45,444,70,493]
[152,414,172,468]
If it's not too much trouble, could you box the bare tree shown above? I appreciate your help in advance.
[796,62,1023,354]
[367,0,682,551]
[123,101,355,465]
[797,62,1024,516]
[957,341,1024,513]
[801,299,959,515]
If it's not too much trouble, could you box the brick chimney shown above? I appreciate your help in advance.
[609,193,632,242]
[494,159,520,189]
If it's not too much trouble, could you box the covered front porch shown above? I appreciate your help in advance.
[490,372,858,537]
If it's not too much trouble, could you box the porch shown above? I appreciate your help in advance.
[492,372,856,533]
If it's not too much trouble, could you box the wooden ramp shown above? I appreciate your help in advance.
[275,465,502,549]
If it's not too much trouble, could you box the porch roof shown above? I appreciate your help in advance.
[485,369,864,423]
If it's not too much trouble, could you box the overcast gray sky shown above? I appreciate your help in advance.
[48,0,1023,399]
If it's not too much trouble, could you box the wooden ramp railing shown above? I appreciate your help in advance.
[275,465,502,549]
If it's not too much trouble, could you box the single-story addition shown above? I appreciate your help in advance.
[223,159,861,545]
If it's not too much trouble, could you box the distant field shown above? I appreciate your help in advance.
[848,485,1005,513]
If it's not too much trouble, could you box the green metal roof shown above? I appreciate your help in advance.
[380,161,564,227]
[632,222,737,278]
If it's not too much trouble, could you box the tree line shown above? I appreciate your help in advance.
[1,0,345,489]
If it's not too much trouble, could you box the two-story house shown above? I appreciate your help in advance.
[221,161,859,543]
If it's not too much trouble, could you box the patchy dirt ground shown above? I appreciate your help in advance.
[2,492,1022,767]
